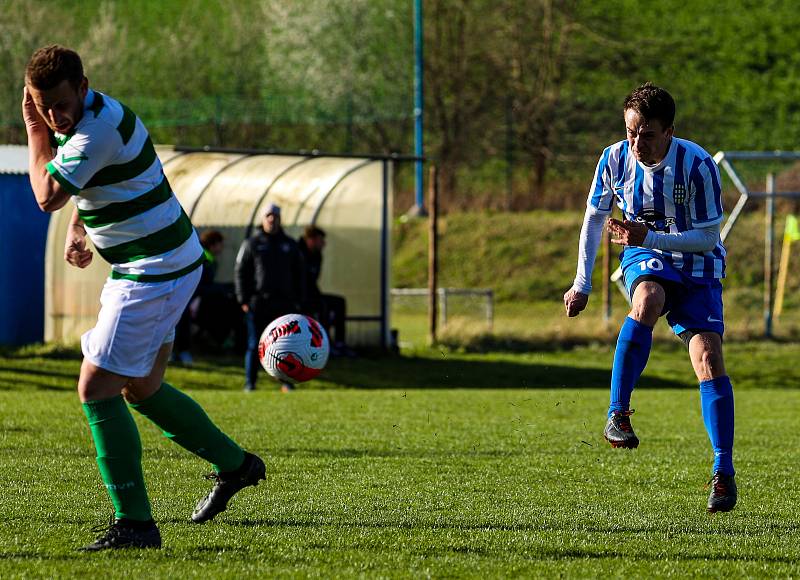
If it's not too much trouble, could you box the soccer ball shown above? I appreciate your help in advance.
[258,314,330,383]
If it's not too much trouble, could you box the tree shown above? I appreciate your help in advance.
[424,0,502,200]
[497,0,576,201]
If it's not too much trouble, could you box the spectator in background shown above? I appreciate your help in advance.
[299,225,354,357]
[173,229,225,366]
[235,204,306,392]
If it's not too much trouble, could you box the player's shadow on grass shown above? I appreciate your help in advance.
[323,356,691,390]
[0,351,691,391]
[0,366,77,391]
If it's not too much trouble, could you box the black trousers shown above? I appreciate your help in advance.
[305,294,347,344]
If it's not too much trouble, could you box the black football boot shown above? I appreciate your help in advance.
[604,410,640,449]
[191,452,266,523]
[79,517,161,551]
[707,471,737,513]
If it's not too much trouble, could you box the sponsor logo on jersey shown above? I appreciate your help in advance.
[634,209,675,233]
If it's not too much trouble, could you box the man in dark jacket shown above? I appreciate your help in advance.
[235,203,306,391]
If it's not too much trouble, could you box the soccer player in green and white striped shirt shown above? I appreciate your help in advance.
[23,45,265,551]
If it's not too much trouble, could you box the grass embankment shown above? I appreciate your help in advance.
[392,210,800,346]
[1,344,800,577]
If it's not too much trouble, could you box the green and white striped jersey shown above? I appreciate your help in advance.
[46,89,203,282]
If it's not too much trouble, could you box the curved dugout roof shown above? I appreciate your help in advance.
[45,147,393,347]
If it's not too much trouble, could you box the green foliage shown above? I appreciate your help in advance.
[0,0,413,152]
[4,0,800,204]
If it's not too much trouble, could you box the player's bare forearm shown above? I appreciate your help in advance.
[23,88,71,212]
[68,207,84,229]
[64,208,93,268]
[26,135,70,212]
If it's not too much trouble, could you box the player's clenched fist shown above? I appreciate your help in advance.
[563,288,589,317]
[64,226,93,268]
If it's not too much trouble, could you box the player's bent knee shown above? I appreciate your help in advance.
[630,294,664,325]
[77,361,128,402]
[123,376,162,403]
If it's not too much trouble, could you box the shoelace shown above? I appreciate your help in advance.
[88,515,120,542]
[612,410,635,433]
[205,463,250,484]
[706,474,729,495]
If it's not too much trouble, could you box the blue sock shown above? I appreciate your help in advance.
[699,376,735,476]
[608,317,653,417]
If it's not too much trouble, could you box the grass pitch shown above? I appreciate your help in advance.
[1,343,800,578]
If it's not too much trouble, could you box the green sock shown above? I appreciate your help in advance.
[82,396,152,521]
[130,383,245,473]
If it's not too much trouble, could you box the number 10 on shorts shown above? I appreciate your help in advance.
[639,258,663,271]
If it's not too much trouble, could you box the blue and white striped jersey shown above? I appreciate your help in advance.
[588,137,726,280]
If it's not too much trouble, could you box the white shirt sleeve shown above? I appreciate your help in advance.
[47,120,120,193]
[572,204,609,295]
[641,222,720,253]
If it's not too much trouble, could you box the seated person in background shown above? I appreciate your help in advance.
[299,225,354,357]
[173,229,225,365]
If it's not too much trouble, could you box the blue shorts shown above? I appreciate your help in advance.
[620,248,724,338]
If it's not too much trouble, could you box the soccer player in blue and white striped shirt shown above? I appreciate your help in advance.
[563,83,736,513]
[23,45,265,550]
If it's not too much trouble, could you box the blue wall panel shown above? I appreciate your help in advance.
[0,175,50,345]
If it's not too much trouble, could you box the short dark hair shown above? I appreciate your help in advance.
[25,45,85,91]
[623,82,675,128]
[200,229,224,249]
[304,225,326,239]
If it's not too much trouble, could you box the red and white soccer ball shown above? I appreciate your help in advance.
[258,314,330,383]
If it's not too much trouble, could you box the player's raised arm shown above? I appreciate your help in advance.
[22,86,71,212]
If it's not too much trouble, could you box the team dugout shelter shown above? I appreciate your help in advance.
[44,146,410,349]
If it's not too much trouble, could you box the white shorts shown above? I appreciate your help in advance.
[81,268,201,377]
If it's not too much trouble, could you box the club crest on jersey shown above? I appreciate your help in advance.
[672,183,687,205]
[634,209,675,233]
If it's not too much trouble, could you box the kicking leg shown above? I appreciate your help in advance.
[125,342,265,523]
[604,281,662,449]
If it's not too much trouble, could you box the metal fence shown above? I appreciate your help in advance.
[391,288,494,328]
